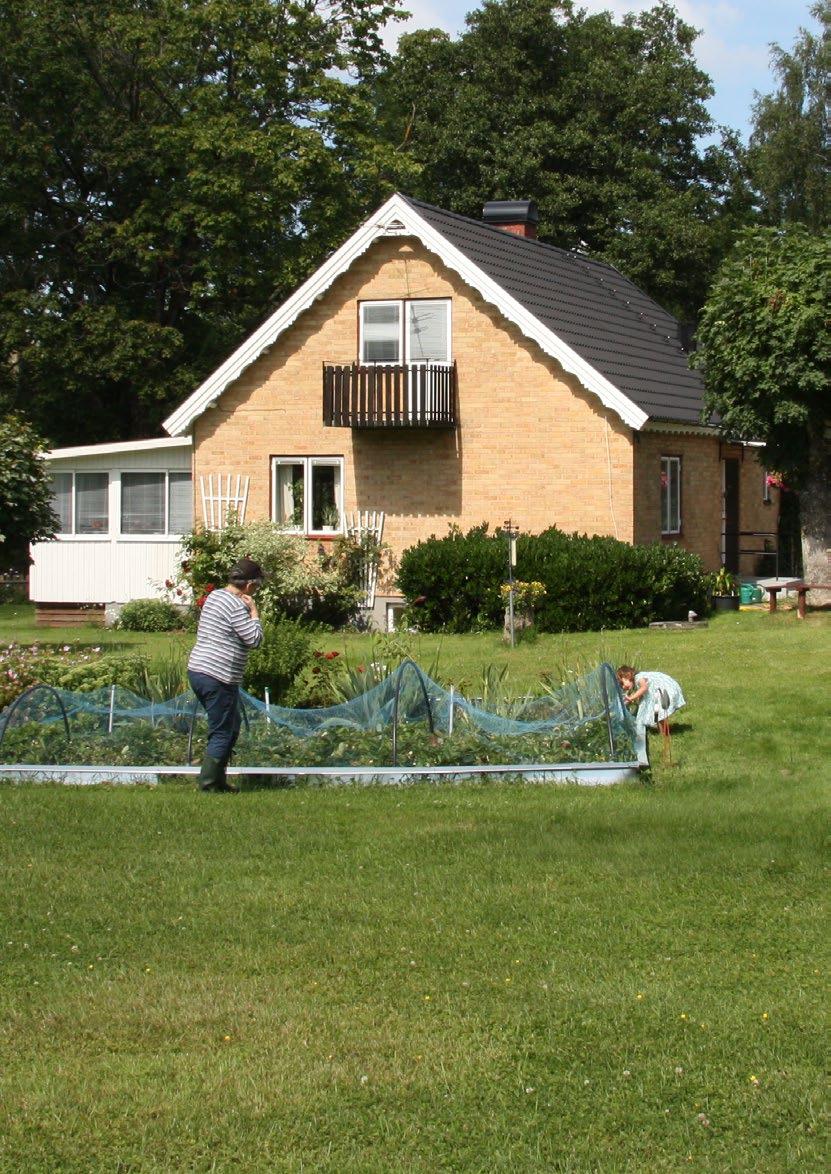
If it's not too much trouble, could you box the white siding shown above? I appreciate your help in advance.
[29,538,184,604]
[29,439,193,605]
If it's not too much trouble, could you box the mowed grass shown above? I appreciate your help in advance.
[0,609,828,1171]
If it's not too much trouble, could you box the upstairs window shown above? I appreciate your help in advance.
[50,471,109,535]
[360,300,450,365]
[272,457,343,535]
[120,472,192,535]
[660,456,681,535]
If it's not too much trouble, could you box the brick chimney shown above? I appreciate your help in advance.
[482,199,539,239]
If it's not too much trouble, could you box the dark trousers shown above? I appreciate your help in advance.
[188,671,242,763]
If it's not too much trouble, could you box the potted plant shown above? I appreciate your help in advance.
[711,566,740,612]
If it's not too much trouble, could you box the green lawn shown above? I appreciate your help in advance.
[0,608,828,1171]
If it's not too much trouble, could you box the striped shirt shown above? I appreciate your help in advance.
[187,588,263,684]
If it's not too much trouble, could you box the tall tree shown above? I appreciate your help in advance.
[0,0,413,445]
[370,0,753,319]
[695,226,830,584]
[748,1,830,230]
[0,414,57,571]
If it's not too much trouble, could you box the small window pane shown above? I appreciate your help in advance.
[75,472,109,534]
[661,458,681,534]
[408,301,448,362]
[362,303,400,363]
[121,472,164,534]
[168,473,193,534]
[311,464,340,532]
[274,462,304,528]
[51,473,72,533]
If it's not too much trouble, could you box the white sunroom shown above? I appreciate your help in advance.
[29,436,195,623]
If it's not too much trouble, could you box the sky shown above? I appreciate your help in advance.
[384,0,820,142]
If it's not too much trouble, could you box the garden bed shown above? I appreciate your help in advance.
[0,662,639,785]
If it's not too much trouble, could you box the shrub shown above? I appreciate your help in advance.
[173,521,364,627]
[397,524,505,632]
[397,524,710,632]
[40,653,150,693]
[243,619,314,702]
[0,643,150,708]
[117,598,183,632]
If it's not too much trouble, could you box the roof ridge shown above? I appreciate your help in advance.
[400,193,681,341]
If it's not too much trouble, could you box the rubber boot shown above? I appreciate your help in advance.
[215,759,239,794]
[198,754,226,792]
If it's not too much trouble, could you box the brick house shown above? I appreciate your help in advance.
[32,194,781,623]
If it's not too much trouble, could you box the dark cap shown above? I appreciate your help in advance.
[228,557,264,584]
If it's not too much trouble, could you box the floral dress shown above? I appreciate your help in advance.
[633,671,686,735]
[627,671,685,765]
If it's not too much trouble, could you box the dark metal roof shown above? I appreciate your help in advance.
[402,195,708,426]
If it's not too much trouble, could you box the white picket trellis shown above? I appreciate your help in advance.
[199,474,250,530]
[346,509,385,612]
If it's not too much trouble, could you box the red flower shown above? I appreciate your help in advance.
[195,594,207,609]
[205,583,215,593]
[325,650,339,660]
[356,665,365,673]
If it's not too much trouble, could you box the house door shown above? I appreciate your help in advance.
[722,458,740,572]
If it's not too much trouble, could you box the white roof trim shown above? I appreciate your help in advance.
[163,194,649,436]
[45,436,192,461]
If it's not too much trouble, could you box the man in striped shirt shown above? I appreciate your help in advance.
[188,557,264,792]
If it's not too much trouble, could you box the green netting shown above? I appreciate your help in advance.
[0,661,636,771]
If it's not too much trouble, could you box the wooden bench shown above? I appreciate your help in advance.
[795,582,831,619]
[766,582,831,617]
[765,583,799,612]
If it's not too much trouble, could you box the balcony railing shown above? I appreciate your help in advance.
[323,362,457,428]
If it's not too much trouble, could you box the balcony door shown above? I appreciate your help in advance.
[360,300,451,421]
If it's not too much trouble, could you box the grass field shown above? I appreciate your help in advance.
[0,608,828,1170]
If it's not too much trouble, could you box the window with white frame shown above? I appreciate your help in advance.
[120,471,193,535]
[272,457,343,534]
[660,456,681,535]
[360,299,450,365]
[50,471,109,535]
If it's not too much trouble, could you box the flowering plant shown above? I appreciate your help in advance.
[712,566,738,596]
[500,580,547,610]
[765,472,788,491]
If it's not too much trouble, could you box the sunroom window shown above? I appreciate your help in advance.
[120,471,193,535]
[360,299,450,365]
[272,457,343,534]
[660,456,681,535]
[50,471,109,535]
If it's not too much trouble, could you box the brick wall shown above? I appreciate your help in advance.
[634,432,779,573]
[193,237,636,576]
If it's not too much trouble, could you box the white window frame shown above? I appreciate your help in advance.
[118,470,193,539]
[271,457,344,536]
[660,456,682,536]
[359,299,451,366]
[50,470,110,539]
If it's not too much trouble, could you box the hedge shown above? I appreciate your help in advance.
[397,524,710,632]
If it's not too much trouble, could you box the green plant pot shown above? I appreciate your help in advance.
[713,594,740,612]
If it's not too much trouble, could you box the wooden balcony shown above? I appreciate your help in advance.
[323,362,457,429]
